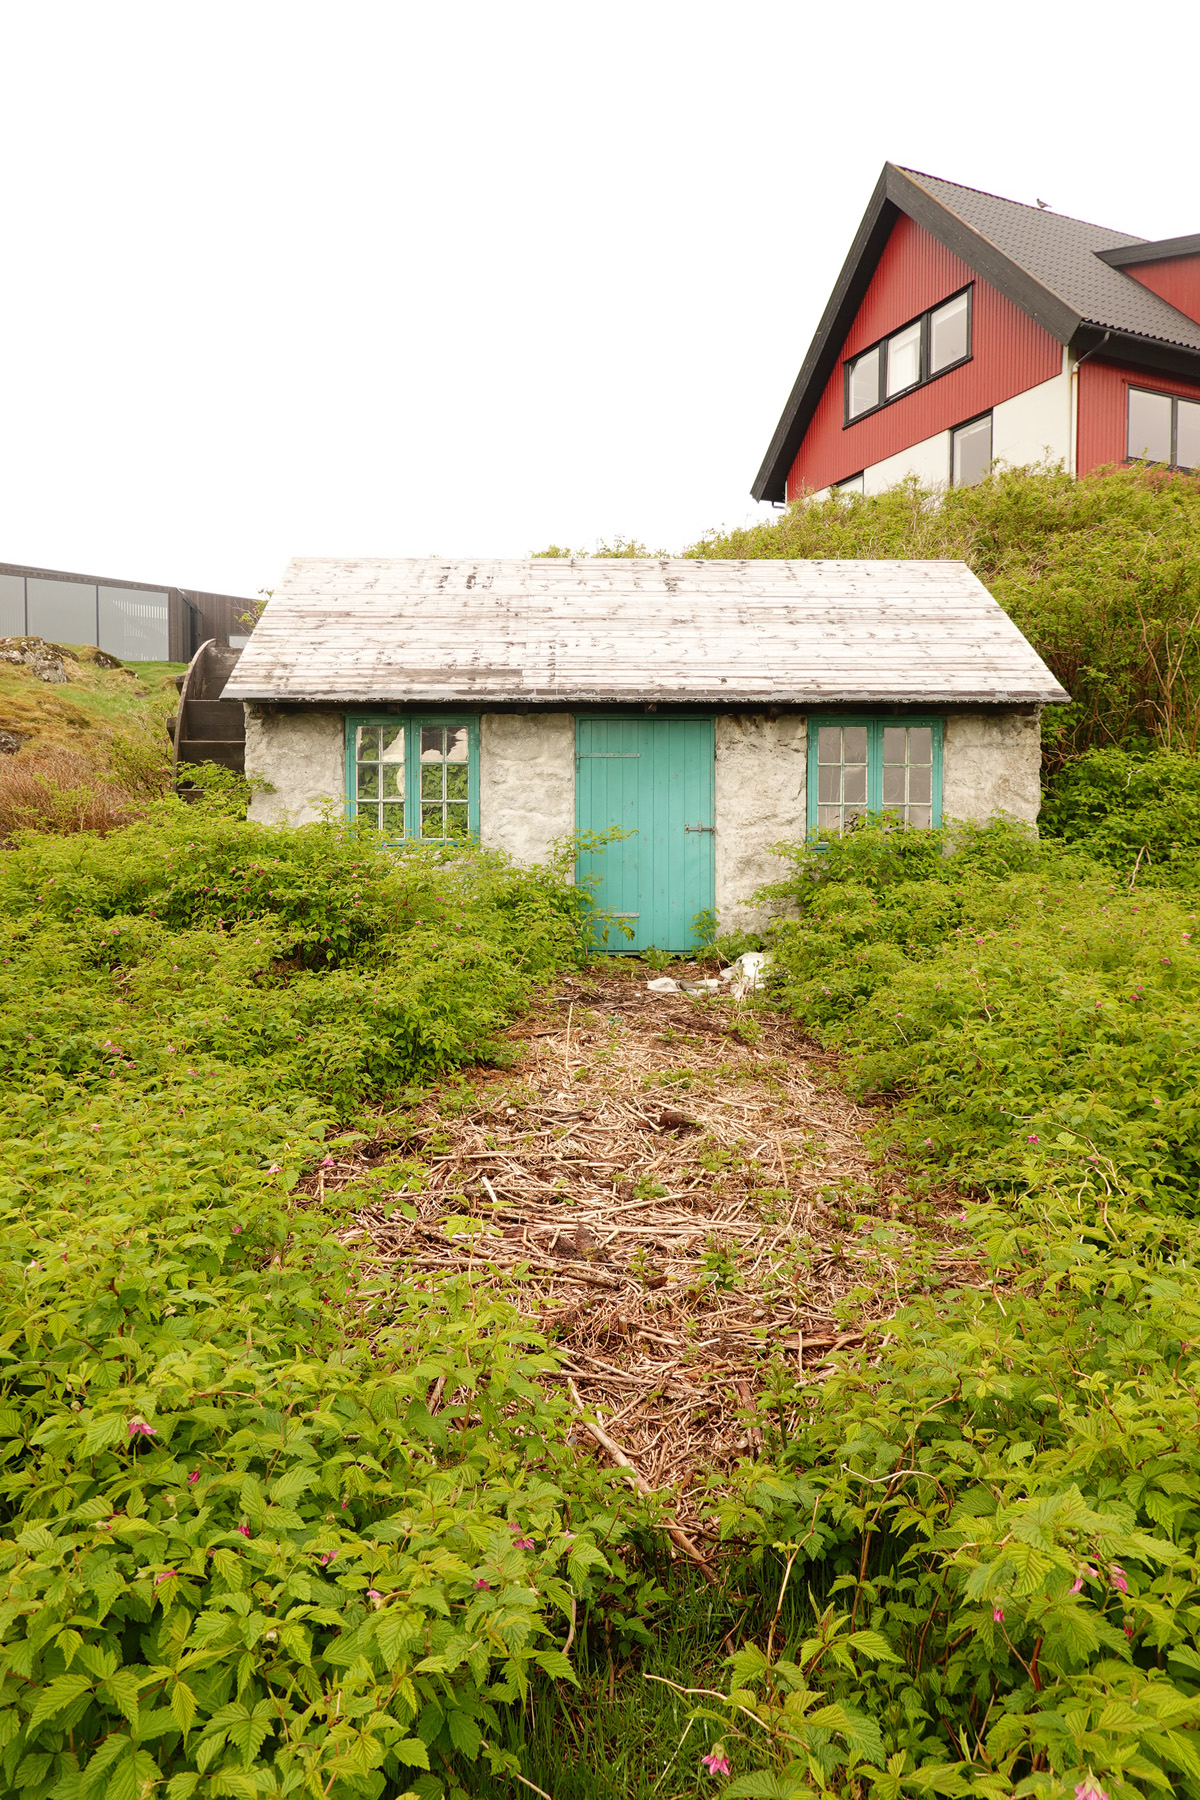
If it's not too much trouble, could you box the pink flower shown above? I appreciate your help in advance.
[128,1419,157,1440]
[366,1588,383,1602]
[236,1524,251,1538]
[701,1752,731,1776]
[1110,1564,1128,1594]
[513,1536,535,1550]
[1026,1134,1039,1144]
[231,1224,242,1235]
[266,1164,281,1174]
[153,1569,177,1586]
[993,1607,1005,1623]
[319,1550,338,1565]
[1124,1623,1134,1638]
[322,1156,335,1167]
[1074,1785,1109,1800]
[475,1578,491,1589]
[1070,1576,1084,1593]
[188,1471,200,1485]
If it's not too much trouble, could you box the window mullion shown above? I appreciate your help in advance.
[404,719,417,837]
[868,722,883,815]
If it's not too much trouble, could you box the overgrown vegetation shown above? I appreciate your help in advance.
[0,810,645,1799]
[690,464,1200,766]
[678,797,1200,1798]
[0,644,179,839]
[7,465,1200,1796]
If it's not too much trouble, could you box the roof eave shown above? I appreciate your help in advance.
[230,687,1069,708]
[1072,323,1200,381]
[1097,233,1200,268]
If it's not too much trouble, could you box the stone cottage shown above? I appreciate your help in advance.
[223,557,1067,949]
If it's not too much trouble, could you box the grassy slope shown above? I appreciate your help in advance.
[0,648,183,751]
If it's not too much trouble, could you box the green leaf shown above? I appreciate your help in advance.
[446,1711,482,1759]
[393,1739,431,1771]
[28,1671,93,1732]
[533,1650,578,1684]
[847,1628,901,1664]
[169,1678,197,1735]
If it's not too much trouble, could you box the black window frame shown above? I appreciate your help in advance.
[1125,386,1200,472]
[950,411,993,488]
[843,285,974,428]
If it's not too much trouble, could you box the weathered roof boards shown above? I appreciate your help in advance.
[225,557,1067,709]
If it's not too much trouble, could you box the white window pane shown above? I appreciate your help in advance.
[952,416,992,486]
[847,347,880,418]
[882,726,907,764]
[882,766,906,806]
[818,805,840,830]
[445,726,469,762]
[887,321,922,397]
[27,577,97,645]
[381,725,405,762]
[844,725,868,763]
[908,726,933,764]
[843,766,867,806]
[817,726,842,763]
[1176,399,1200,472]
[836,473,864,498]
[909,766,932,805]
[909,806,932,829]
[818,764,841,803]
[97,586,169,661]
[929,293,969,373]
[1127,389,1172,464]
[0,573,24,635]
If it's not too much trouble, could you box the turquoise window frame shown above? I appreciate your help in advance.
[806,715,943,837]
[344,714,480,841]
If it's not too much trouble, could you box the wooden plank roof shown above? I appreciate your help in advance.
[224,557,1069,707]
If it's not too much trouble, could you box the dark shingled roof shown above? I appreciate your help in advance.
[905,170,1200,354]
[752,165,1200,503]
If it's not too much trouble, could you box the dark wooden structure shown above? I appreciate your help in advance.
[173,639,245,775]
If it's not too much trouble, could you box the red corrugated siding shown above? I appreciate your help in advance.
[1077,357,1200,474]
[786,214,1063,497]
[1123,256,1200,326]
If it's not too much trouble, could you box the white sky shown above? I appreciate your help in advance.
[1,1,1197,599]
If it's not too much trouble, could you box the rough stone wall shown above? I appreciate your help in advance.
[714,714,808,932]
[245,707,344,826]
[479,712,575,865]
[942,709,1042,825]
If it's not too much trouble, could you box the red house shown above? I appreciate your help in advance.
[752,165,1200,503]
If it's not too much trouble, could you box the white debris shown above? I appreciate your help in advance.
[646,976,680,993]
[726,951,773,997]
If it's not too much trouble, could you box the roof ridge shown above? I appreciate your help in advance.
[895,165,1146,245]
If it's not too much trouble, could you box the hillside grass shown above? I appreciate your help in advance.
[0,649,182,751]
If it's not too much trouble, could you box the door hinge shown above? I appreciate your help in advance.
[684,821,715,833]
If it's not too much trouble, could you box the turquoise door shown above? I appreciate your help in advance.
[575,717,715,953]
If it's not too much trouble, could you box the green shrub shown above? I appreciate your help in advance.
[704,1186,1200,1798]
[0,810,629,1799]
[762,818,1200,1209]
[1042,745,1200,882]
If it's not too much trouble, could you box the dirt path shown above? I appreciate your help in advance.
[326,964,972,1532]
